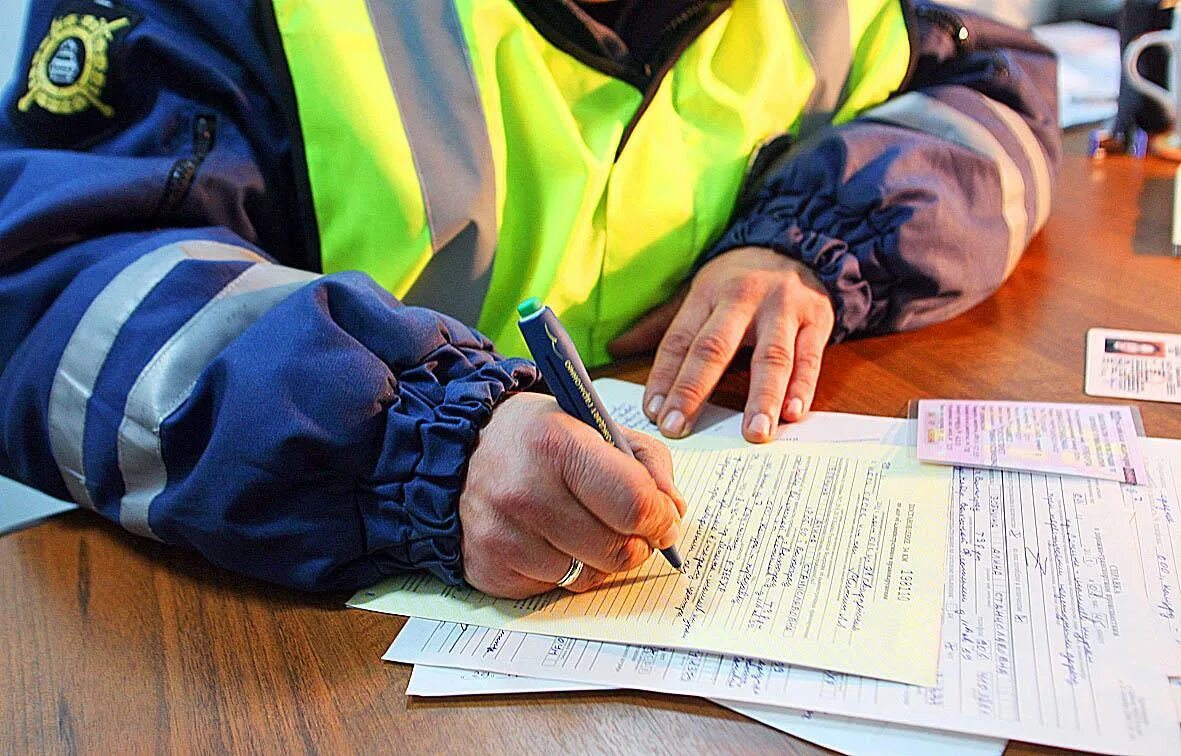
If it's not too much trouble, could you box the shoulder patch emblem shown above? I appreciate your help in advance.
[18,13,131,118]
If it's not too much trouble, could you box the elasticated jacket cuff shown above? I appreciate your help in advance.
[349,353,539,589]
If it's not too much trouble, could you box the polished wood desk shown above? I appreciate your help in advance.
[3,142,1180,754]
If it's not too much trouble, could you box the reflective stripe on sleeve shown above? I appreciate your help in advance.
[976,95,1053,233]
[117,261,317,540]
[863,91,1029,276]
[48,241,266,510]
[363,0,497,327]
[786,0,852,133]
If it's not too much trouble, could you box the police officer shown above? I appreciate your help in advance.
[0,1,1059,597]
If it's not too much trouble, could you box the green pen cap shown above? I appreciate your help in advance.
[517,297,543,319]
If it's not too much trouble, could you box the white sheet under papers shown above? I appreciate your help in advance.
[402,382,991,754]
[407,665,606,696]
[406,665,1006,756]
[0,475,75,535]
[594,378,911,445]
[1122,438,1181,674]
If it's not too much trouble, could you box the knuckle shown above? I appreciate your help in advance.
[625,429,652,454]
[609,539,636,572]
[623,491,665,537]
[463,558,510,596]
[645,366,678,393]
[660,328,696,359]
[810,302,833,324]
[795,350,824,375]
[476,524,519,560]
[491,483,538,523]
[565,447,604,495]
[690,330,734,364]
[754,341,794,372]
[652,441,674,471]
[619,498,649,534]
[727,274,762,301]
[524,417,563,461]
[671,380,710,408]
[621,538,653,571]
[606,536,648,573]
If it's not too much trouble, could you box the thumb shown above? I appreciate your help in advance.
[607,290,686,359]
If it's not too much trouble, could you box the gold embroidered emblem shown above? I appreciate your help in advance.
[17,13,130,118]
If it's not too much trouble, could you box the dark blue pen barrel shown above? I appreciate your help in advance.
[518,305,633,456]
[518,301,682,572]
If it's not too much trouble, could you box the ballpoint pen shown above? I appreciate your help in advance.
[517,297,684,572]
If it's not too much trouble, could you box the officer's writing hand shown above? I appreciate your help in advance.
[609,247,835,443]
[459,392,686,599]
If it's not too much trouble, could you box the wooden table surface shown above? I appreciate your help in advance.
[3,140,1180,755]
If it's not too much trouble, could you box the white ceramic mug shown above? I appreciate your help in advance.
[1124,9,1181,150]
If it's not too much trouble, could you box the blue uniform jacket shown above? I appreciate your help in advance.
[0,1,1059,591]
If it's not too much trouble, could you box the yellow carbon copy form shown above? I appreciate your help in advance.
[350,440,953,687]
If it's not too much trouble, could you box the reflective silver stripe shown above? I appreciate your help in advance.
[117,262,317,539]
[864,92,1029,276]
[977,96,1053,233]
[364,0,497,326]
[786,0,852,135]
[48,241,265,510]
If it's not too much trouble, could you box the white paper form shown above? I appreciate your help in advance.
[916,400,1148,485]
[593,378,911,446]
[407,665,606,696]
[388,463,1180,754]
[407,664,1006,756]
[1120,438,1181,674]
[405,381,999,756]
[354,440,953,687]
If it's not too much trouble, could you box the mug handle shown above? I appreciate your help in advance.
[1123,30,1178,116]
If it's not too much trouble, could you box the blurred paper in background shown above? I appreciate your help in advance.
[1035,21,1122,126]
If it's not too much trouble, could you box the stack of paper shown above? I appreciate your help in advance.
[354,438,953,686]
[351,380,1181,755]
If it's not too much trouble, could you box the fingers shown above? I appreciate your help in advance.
[743,306,796,442]
[465,534,612,598]
[624,428,687,517]
[527,487,657,575]
[461,525,558,599]
[651,303,755,439]
[642,293,711,426]
[607,291,686,359]
[512,533,613,594]
[461,498,641,598]
[557,425,682,549]
[782,321,831,423]
[459,393,677,600]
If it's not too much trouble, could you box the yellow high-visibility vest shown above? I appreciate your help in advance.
[272,0,912,364]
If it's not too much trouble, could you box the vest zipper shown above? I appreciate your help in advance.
[615,0,726,159]
[158,114,217,216]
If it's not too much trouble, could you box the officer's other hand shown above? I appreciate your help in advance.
[459,392,686,599]
[608,247,835,443]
